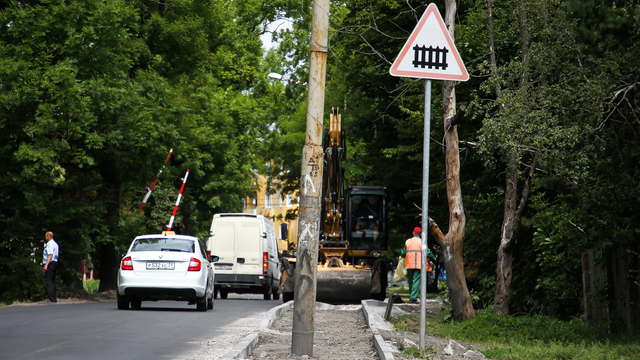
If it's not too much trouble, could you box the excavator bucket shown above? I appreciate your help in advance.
[316,258,372,303]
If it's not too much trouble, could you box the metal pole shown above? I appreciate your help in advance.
[419,79,432,353]
[291,0,329,356]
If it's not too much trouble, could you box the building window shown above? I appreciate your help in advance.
[265,194,272,209]
[286,193,293,207]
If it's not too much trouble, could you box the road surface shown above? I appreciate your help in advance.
[0,294,279,360]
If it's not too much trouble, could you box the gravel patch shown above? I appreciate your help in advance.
[247,304,379,360]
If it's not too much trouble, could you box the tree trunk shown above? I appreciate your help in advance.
[97,158,122,292]
[493,155,518,316]
[493,151,538,315]
[486,0,538,316]
[427,0,475,321]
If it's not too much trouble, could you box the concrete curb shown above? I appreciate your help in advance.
[259,300,295,329]
[362,300,395,360]
[220,333,259,359]
[220,301,294,359]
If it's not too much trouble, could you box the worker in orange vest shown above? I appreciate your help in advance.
[401,227,435,303]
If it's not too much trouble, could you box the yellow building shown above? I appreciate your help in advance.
[243,171,298,254]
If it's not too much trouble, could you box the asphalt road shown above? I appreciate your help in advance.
[0,294,280,360]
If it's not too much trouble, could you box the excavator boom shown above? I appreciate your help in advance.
[280,108,388,303]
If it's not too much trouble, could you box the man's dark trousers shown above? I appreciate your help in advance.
[45,261,58,302]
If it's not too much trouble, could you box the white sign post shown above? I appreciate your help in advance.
[389,3,468,354]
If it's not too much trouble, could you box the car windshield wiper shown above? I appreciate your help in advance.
[161,248,186,252]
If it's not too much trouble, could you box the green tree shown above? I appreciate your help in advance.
[0,0,300,301]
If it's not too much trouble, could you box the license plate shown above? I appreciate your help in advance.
[146,262,175,270]
[216,265,232,271]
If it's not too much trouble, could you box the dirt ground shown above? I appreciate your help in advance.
[376,303,487,359]
[246,301,487,360]
[247,305,379,360]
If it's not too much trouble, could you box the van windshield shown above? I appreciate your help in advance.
[132,238,195,253]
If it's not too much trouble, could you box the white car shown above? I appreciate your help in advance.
[117,233,218,311]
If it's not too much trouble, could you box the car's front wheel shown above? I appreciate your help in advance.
[117,294,129,310]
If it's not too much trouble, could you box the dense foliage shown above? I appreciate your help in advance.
[325,0,640,324]
[0,0,300,301]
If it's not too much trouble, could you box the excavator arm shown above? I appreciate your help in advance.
[321,107,346,245]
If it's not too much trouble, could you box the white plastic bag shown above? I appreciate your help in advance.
[394,257,407,282]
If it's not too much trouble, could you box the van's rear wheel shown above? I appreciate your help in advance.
[264,282,273,300]
[220,290,228,299]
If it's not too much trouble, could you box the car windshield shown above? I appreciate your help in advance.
[131,238,195,253]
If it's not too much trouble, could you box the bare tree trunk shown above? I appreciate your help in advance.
[493,154,519,315]
[494,152,538,315]
[428,0,475,321]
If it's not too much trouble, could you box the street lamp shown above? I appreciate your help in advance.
[268,72,308,86]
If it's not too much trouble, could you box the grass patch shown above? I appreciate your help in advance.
[388,285,410,294]
[387,284,444,303]
[389,309,640,360]
[83,279,100,294]
[402,345,435,359]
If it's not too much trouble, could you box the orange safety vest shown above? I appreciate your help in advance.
[405,237,422,270]
[405,237,433,271]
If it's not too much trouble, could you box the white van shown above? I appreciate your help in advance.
[207,213,280,300]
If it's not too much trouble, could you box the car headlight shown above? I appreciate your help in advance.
[372,252,382,258]
[289,251,297,257]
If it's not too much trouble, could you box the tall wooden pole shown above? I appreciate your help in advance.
[291,0,329,355]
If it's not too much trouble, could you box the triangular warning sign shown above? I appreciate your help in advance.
[389,3,469,81]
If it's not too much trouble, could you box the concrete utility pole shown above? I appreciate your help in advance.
[291,0,329,356]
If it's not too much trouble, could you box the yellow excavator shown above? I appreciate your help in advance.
[279,108,388,303]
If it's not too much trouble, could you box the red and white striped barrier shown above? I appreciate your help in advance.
[137,149,173,214]
[166,169,190,232]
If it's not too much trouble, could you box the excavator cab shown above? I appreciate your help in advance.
[346,186,387,252]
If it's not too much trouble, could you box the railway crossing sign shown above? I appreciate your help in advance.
[389,3,469,81]
[389,3,468,353]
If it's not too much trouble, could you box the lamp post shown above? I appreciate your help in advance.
[268,72,308,86]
